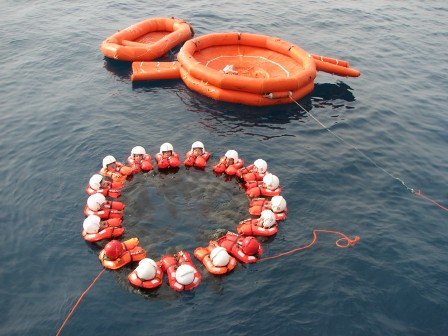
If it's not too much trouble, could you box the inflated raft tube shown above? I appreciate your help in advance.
[100,17,194,61]
[131,32,360,106]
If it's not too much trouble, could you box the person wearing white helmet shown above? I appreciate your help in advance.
[258,209,277,228]
[249,195,288,221]
[237,209,278,236]
[99,155,133,181]
[136,258,158,280]
[88,174,103,191]
[262,173,280,191]
[193,241,237,275]
[84,193,125,219]
[213,149,245,176]
[128,258,163,289]
[209,246,231,267]
[154,142,181,169]
[86,193,106,211]
[83,214,102,234]
[86,174,123,198]
[82,214,124,242]
[184,141,210,168]
[237,158,269,182]
[246,173,282,198]
[175,264,196,285]
[161,250,201,291]
[127,146,154,173]
[270,195,287,213]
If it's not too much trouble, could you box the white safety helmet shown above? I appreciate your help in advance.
[260,209,276,228]
[87,193,106,211]
[160,142,174,153]
[225,149,239,161]
[131,146,146,155]
[271,195,287,213]
[83,215,101,234]
[102,155,116,169]
[191,141,205,151]
[254,159,267,173]
[210,246,230,267]
[175,264,195,285]
[262,173,280,190]
[136,258,158,280]
[89,174,103,190]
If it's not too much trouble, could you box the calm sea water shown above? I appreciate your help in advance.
[1,1,447,335]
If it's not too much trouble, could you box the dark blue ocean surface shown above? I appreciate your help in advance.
[1,1,447,335]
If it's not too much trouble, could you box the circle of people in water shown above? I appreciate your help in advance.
[84,141,287,291]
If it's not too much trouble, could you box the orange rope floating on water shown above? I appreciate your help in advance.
[55,232,358,333]
[56,268,106,336]
[260,230,360,262]
[415,190,448,212]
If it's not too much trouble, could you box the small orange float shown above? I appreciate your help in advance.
[132,32,360,106]
[100,17,193,61]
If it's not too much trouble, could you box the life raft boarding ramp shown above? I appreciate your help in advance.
[131,54,361,81]
[131,32,360,106]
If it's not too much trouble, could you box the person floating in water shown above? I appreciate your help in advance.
[213,149,244,176]
[154,142,181,169]
[127,146,154,172]
[184,141,210,168]
[100,155,133,182]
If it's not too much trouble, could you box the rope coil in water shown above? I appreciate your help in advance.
[260,229,360,262]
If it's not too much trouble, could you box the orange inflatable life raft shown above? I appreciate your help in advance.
[100,17,194,62]
[132,32,360,106]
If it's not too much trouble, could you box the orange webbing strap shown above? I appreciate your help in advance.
[415,190,448,212]
[56,268,106,336]
[259,230,360,262]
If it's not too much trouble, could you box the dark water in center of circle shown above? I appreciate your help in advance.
[0,1,447,335]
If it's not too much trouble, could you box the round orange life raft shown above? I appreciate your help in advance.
[100,17,194,61]
[132,32,360,106]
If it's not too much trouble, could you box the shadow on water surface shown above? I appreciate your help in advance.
[170,80,359,137]
[103,58,132,81]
